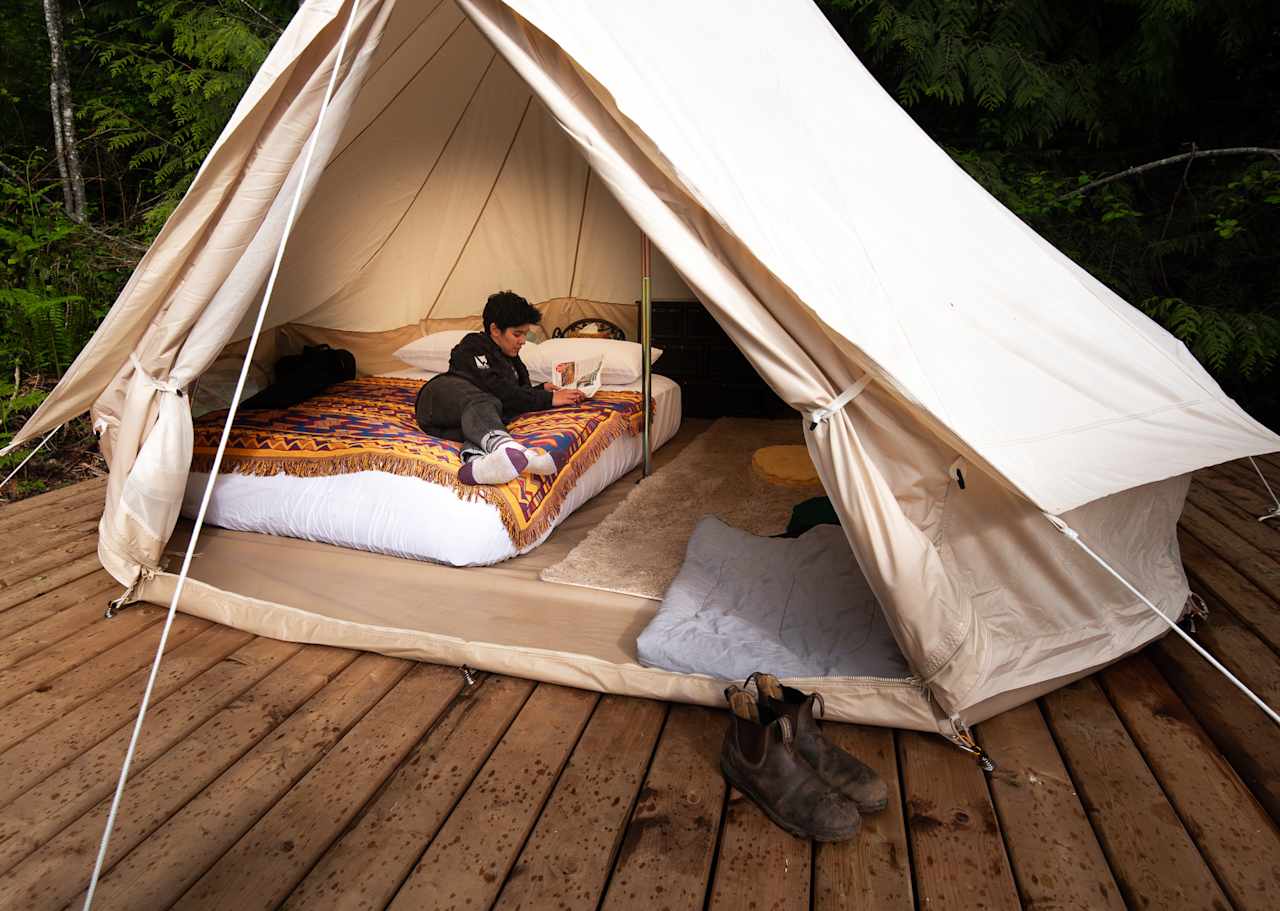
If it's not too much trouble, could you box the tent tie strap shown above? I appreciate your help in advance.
[807,374,872,430]
[948,456,966,490]
[129,353,184,397]
[1043,511,1280,728]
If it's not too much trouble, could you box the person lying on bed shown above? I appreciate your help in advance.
[414,290,585,485]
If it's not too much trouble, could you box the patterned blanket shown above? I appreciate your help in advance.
[191,376,651,550]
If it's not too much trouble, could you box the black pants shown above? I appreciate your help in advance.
[414,374,506,451]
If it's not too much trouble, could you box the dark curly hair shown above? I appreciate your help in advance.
[482,290,542,335]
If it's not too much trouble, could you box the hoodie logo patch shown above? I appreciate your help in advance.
[473,354,489,369]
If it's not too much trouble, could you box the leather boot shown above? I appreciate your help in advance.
[720,685,861,841]
[749,673,889,814]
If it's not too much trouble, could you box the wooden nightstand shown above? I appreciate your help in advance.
[647,299,790,418]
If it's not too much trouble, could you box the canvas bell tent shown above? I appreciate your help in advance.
[7,0,1279,737]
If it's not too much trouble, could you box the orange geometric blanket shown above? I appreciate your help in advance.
[191,376,651,551]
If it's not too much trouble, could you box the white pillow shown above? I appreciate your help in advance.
[521,337,662,385]
[392,330,471,373]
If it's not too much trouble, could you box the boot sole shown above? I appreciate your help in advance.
[719,758,860,843]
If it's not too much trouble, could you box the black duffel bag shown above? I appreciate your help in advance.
[240,344,357,411]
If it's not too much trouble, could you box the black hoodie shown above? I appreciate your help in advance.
[443,331,553,418]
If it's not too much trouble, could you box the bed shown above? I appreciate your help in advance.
[183,370,681,565]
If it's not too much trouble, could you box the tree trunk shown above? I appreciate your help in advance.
[42,0,86,222]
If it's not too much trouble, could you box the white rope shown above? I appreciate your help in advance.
[1246,456,1280,523]
[807,374,872,429]
[0,424,62,494]
[1043,513,1280,728]
[81,3,364,906]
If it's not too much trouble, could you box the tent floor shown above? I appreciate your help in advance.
[0,457,1277,910]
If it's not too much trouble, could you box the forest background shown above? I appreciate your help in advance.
[1,0,1277,497]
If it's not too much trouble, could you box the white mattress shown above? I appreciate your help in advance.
[183,373,681,565]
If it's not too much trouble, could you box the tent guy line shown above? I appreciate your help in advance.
[1246,456,1280,522]
[0,424,60,493]
[1044,513,1280,728]
[78,1,368,907]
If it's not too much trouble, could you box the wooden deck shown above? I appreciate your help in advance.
[0,458,1277,910]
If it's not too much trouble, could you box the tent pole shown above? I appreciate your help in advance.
[641,235,652,477]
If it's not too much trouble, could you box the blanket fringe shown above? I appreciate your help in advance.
[192,407,646,551]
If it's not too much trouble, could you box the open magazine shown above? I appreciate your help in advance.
[552,355,604,398]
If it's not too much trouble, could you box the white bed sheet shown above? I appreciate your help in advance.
[183,373,681,565]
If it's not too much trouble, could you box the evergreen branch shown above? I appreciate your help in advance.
[234,0,283,36]
[1061,147,1280,199]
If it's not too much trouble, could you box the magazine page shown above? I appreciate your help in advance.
[553,355,603,398]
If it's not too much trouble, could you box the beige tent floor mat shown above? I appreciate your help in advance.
[168,419,715,665]
[159,416,936,728]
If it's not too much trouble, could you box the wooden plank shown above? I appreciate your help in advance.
[1180,501,1280,605]
[0,611,208,753]
[708,790,810,911]
[1,514,100,571]
[1189,479,1280,567]
[1202,463,1280,523]
[598,705,727,911]
[282,674,535,911]
[1244,453,1280,492]
[1180,529,1280,654]
[1041,677,1231,909]
[0,570,117,653]
[387,684,600,911]
[1100,655,1280,910]
[0,603,166,709]
[0,552,105,613]
[3,650,393,911]
[494,696,668,911]
[0,493,103,531]
[1150,627,1280,820]
[0,624,258,806]
[0,644,353,881]
[0,596,111,671]
[813,725,912,911]
[1183,603,1280,710]
[0,493,102,540]
[0,533,100,589]
[978,702,1123,911]
[77,660,451,911]
[0,477,106,524]
[898,730,1019,911]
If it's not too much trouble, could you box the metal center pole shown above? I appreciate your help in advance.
[641,235,653,477]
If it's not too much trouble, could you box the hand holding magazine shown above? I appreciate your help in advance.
[552,355,604,398]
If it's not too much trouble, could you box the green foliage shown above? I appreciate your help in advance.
[1140,297,1280,378]
[78,1,290,233]
[0,155,120,380]
[823,1,1277,148]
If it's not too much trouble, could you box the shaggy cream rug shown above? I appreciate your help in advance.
[539,418,822,600]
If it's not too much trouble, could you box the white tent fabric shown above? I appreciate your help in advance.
[7,0,1278,731]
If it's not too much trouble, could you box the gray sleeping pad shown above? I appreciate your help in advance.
[636,516,910,681]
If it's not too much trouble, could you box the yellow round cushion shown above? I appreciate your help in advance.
[751,444,820,487]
